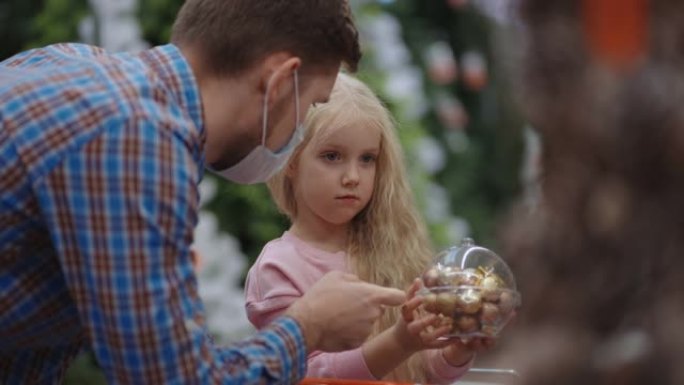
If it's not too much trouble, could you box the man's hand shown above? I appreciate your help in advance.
[285,271,406,352]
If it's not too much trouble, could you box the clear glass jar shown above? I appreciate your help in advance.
[418,238,521,338]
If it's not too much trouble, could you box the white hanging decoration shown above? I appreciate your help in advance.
[415,136,447,175]
[424,41,458,85]
[435,91,469,132]
[461,50,488,91]
[82,0,148,52]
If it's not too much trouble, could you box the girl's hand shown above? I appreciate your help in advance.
[392,279,453,353]
[442,336,496,367]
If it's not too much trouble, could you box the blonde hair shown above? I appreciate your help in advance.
[268,73,433,382]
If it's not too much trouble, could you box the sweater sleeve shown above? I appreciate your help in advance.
[244,242,304,329]
[424,349,474,384]
[245,239,379,380]
[306,348,376,380]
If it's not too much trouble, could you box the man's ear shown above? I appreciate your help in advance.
[261,53,301,109]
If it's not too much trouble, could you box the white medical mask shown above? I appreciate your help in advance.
[211,70,305,184]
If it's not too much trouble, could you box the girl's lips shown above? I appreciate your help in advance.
[336,195,360,201]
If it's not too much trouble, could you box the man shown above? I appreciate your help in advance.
[0,1,405,384]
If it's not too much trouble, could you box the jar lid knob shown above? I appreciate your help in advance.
[460,237,475,247]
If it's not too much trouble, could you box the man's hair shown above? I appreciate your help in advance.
[170,0,361,76]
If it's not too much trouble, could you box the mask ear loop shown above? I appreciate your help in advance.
[262,70,300,147]
[294,69,300,127]
[261,75,273,146]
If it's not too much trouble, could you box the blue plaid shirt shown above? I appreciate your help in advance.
[0,43,307,385]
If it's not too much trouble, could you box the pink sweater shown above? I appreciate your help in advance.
[244,231,472,383]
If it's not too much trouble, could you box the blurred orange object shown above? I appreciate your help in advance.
[299,378,421,385]
[190,248,202,271]
[582,0,649,70]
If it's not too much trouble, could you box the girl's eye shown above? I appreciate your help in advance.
[322,152,341,161]
[361,154,377,163]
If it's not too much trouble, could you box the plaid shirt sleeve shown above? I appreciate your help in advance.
[0,44,307,385]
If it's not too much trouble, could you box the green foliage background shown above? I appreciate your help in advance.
[382,0,525,246]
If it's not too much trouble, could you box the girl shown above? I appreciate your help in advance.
[245,73,490,383]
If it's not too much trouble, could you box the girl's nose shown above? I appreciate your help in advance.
[342,163,360,187]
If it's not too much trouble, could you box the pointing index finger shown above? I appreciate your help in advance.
[370,286,406,306]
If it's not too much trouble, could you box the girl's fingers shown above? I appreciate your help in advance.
[400,304,413,322]
[406,313,439,334]
[401,296,423,322]
[405,314,455,348]
[404,295,422,312]
[420,325,453,348]
[406,278,421,298]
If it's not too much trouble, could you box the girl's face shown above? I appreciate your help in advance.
[290,122,381,227]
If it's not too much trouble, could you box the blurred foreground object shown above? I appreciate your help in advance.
[494,0,684,384]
